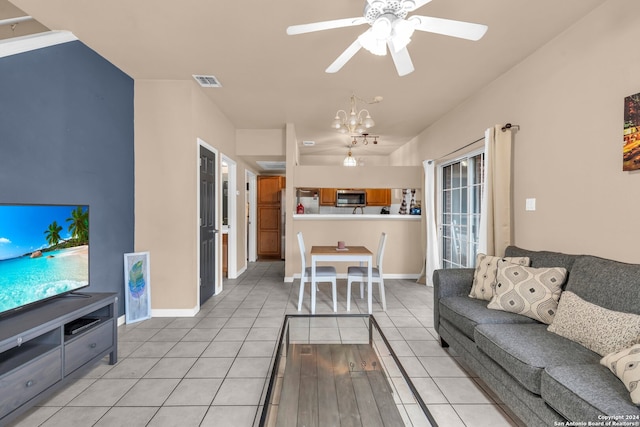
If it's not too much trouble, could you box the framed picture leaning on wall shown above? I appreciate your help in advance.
[124,251,151,323]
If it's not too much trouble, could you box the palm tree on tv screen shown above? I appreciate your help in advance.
[66,206,88,244]
[44,221,63,247]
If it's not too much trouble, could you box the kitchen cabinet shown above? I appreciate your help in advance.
[366,189,391,206]
[257,176,285,259]
[258,176,285,204]
[319,188,336,206]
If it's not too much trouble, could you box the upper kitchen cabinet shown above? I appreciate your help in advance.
[365,189,391,206]
[258,176,285,204]
[319,188,336,206]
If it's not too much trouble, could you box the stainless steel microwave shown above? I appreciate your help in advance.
[336,190,366,207]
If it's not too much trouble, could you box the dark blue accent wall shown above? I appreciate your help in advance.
[0,40,134,317]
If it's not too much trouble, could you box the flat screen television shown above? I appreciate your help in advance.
[0,204,89,316]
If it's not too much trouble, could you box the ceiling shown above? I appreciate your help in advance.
[2,0,607,170]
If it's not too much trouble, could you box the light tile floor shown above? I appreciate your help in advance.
[10,261,524,427]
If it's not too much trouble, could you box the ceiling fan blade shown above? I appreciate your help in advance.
[287,17,367,35]
[403,0,434,12]
[388,43,415,76]
[326,39,363,73]
[410,16,488,41]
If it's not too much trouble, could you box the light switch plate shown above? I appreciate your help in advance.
[525,198,536,211]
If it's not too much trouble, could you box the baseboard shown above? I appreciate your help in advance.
[285,273,421,281]
[233,264,247,278]
[151,306,200,318]
[117,315,126,327]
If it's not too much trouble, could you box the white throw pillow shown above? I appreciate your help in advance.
[487,263,566,324]
[600,344,640,405]
[548,291,640,356]
[469,253,530,301]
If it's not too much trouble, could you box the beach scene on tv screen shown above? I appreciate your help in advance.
[0,205,89,314]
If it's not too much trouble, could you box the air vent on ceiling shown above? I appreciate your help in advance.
[302,140,315,146]
[256,161,286,171]
[192,74,222,88]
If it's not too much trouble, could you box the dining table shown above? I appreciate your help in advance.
[309,245,374,314]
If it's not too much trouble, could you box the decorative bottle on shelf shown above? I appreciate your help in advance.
[399,189,408,215]
[296,203,304,214]
[409,188,416,211]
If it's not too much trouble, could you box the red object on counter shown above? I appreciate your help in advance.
[296,203,304,214]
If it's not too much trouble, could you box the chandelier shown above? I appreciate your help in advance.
[331,94,382,135]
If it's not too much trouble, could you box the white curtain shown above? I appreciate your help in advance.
[423,159,440,286]
[478,125,514,257]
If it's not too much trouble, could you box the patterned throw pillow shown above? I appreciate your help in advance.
[548,291,640,356]
[487,263,567,324]
[600,344,640,405]
[469,254,530,301]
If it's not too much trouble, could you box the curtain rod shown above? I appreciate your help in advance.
[427,137,484,165]
[428,123,520,164]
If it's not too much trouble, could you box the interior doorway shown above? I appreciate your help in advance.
[221,154,237,278]
[246,170,257,263]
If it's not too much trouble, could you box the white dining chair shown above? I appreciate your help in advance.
[297,232,338,313]
[347,232,387,312]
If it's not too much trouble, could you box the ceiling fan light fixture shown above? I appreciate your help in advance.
[402,0,417,10]
[358,30,387,56]
[391,19,416,51]
[287,0,487,76]
[371,16,392,38]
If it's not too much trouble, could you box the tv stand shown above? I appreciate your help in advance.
[65,291,92,298]
[0,293,117,425]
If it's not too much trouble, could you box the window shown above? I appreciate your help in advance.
[440,151,484,269]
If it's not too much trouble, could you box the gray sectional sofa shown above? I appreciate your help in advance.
[433,246,640,426]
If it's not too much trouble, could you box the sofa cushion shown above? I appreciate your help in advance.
[439,296,538,340]
[564,255,640,315]
[548,291,640,356]
[504,246,578,272]
[469,253,530,301]
[600,344,640,405]
[542,364,640,421]
[474,323,600,395]
[488,263,566,324]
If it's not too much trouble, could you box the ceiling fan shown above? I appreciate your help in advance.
[286,0,488,76]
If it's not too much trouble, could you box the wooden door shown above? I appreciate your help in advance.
[257,176,285,259]
[199,146,216,304]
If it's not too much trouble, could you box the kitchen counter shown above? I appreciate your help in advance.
[293,214,421,220]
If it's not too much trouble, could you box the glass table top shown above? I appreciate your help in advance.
[258,314,437,427]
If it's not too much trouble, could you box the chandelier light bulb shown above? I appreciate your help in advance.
[348,112,359,127]
[363,115,375,128]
